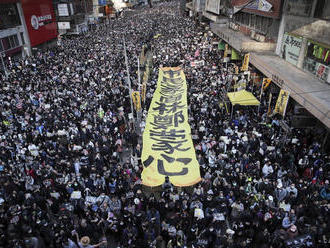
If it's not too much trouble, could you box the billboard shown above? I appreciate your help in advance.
[205,0,221,14]
[281,33,302,66]
[21,0,58,47]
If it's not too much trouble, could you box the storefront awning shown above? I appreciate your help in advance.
[250,53,330,129]
[227,90,260,106]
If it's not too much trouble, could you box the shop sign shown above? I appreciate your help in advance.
[21,0,58,47]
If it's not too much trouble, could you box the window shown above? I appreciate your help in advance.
[286,0,313,17]
[9,35,19,48]
[20,32,25,45]
[0,4,21,30]
[1,35,20,51]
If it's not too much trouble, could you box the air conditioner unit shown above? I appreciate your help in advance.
[255,34,266,42]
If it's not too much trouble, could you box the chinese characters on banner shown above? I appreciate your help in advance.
[274,89,290,116]
[141,67,202,187]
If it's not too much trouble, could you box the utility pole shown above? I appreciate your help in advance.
[123,38,135,129]
[138,55,141,92]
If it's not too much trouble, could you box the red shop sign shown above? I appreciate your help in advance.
[21,0,58,47]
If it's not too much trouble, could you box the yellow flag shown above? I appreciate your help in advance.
[274,89,290,116]
[131,91,141,111]
[141,67,201,187]
[141,83,146,103]
[224,44,229,58]
[262,78,271,90]
[241,53,250,71]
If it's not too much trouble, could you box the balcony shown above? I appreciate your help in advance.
[210,22,276,53]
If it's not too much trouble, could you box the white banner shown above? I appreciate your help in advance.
[205,0,221,15]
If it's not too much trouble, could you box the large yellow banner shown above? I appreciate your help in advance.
[141,67,201,187]
[274,89,290,116]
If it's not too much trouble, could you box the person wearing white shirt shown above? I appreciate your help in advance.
[262,162,274,177]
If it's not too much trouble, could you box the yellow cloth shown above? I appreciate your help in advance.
[274,89,290,116]
[227,90,260,106]
[141,67,201,187]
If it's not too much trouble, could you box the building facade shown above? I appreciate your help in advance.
[0,0,59,60]
[186,0,330,129]
[54,0,94,35]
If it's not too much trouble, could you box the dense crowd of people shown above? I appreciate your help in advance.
[0,1,329,248]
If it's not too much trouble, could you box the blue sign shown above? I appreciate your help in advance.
[98,0,107,5]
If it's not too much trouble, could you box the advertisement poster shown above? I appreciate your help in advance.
[21,0,58,47]
[281,33,302,66]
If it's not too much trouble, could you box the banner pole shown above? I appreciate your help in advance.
[257,79,264,114]
[123,38,135,129]
[137,55,142,135]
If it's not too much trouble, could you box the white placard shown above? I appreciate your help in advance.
[70,191,81,199]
